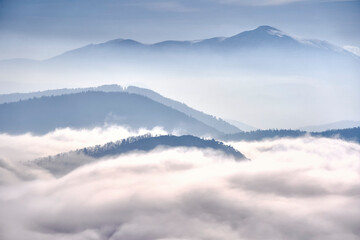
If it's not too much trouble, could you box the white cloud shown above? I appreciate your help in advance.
[343,45,360,57]
[0,125,167,163]
[0,137,359,239]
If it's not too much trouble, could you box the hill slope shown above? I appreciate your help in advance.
[34,134,247,176]
[0,85,242,133]
[0,91,221,136]
[125,86,240,133]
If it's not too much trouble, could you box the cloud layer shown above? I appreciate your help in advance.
[0,125,167,163]
[0,134,359,240]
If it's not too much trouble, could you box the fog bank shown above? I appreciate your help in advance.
[0,137,359,240]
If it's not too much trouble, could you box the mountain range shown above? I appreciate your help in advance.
[0,84,360,136]
[221,127,360,143]
[0,91,224,136]
[0,26,359,133]
[1,25,358,69]
[0,84,242,133]
[49,25,355,61]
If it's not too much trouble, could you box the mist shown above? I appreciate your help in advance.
[0,130,359,239]
[1,46,359,129]
[0,126,166,163]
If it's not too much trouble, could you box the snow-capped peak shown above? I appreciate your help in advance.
[267,29,287,38]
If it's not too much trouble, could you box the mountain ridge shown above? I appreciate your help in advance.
[0,91,222,136]
[33,134,247,177]
[0,85,242,133]
[220,127,360,143]
[45,25,358,62]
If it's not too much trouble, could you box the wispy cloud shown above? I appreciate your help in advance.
[344,45,360,56]
[214,0,355,6]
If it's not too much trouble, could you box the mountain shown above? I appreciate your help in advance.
[34,134,247,177]
[49,25,355,61]
[299,120,360,132]
[0,91,221,136]
[1,26,358,130]
[221,129,307,142]
[218,26,350,54]
[0,85,124,104]
[125,86,240,134]
[0,85,241,134]
[311,127,360,142]
[30,25,357,83]
[1,25,358,87]
[221,127,360,143]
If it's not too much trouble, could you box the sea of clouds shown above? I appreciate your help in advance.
[0,127,359,240]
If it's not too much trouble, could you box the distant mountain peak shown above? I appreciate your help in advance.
[104,38,142,46]
[255,25,280,31]
[253,25,288,38]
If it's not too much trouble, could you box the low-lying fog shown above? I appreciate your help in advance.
[0,126,359,240]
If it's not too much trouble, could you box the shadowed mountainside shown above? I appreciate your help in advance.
[125,86,240,133]
[0,91,221,136]
[0,85,242,133]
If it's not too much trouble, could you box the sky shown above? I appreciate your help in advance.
[0,0,360,60]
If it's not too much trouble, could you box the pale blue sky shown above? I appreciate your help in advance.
[0,0,359,59]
